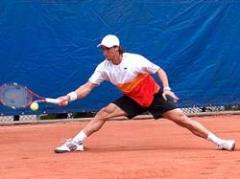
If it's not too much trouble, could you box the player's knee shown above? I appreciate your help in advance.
[95,107,111,121]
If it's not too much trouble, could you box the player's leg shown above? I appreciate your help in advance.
[81,103,127,136]
[54,95,145,153]
[149,91,235,151]
[163,108,209,138]
[80,94,145,138]
[162,108,235,150]
[54,103,127,153]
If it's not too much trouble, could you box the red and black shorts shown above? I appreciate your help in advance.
[112,90,177,119]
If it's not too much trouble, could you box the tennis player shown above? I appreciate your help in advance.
[55,34,236,153]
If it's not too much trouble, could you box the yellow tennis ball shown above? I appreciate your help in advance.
[30,102,39,111]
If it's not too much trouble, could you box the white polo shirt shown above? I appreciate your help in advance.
[89,52,161,107]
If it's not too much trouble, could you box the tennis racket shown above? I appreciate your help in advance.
[0,82,60,109]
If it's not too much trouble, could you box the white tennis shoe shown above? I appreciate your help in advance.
[218,140,236,151]
[54,139,84,153]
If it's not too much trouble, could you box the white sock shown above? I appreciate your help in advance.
[72,131,87,144]
[207,132,224,145]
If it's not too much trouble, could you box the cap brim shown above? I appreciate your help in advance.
[97,43,113,48]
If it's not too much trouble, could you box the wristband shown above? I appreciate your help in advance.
[163,86,171,91]
[67,91,78,102]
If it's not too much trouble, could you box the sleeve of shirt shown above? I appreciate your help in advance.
[138,55,160,74]
[88,62,107,85]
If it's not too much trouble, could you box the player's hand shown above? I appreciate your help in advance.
[57,95,70,106]
[162,90,179,103]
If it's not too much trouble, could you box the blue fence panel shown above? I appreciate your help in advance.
[0,1,240,115]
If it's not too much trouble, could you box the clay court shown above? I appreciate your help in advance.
[0,114,239,179]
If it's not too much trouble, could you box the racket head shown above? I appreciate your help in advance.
[0,82,33,109]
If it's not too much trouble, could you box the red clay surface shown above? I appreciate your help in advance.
[0,115,240,179]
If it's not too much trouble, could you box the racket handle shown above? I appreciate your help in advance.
[45,98,60,104]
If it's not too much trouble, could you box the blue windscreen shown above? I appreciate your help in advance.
[0,1,240,115]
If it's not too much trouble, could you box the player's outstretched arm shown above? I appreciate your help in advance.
[74,81,98,99]
[58,81,97,106]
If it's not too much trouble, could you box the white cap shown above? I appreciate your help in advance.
[97,34,120,48]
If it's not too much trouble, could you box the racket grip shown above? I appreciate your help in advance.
[45,98,60,104]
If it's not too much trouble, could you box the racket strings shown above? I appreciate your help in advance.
[0,83,33,108]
